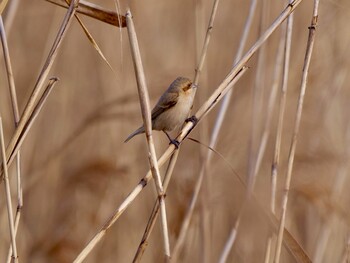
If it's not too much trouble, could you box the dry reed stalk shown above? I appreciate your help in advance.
[45,0,126,27]
[218,175,311,262]
[247,0,269,193]
[4,77,59,261]
[261,20,287,263]
[173,1,257,260]
[0,16,23,263]
[0,118,18,263]
[73,66,248,263]
[133,151,179,262]
[220,7,289,263]
[1,77,59,176]
[1,0,79,173]
[132,0,221,261]
[219,216,242,263]
[273,0,320,262]
[194,1,218,260]
[125,9,170,258]
[172,1,258,260]
[271,0,294,215]
[71,7,116,73]
[169,0,222,261]
[73,2,306,261]
[3,0,19,33]
[264,0,294,261]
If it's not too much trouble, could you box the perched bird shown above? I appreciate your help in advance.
[124,77,196,145]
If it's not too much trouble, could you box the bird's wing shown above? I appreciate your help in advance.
[151,91,179,121]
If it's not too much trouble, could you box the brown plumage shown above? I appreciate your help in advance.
[124,77,196,143]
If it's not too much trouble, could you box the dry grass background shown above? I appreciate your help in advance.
[0,0,349,262]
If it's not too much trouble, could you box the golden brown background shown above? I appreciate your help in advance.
[0,0,349,262]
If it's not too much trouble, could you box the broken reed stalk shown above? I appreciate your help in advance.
[0,0,79,176]
[0,119,18,262]
[125,9,170,257]
[273,1,319,262]
[71,6,116,73]
[132,0,221,261]
[45,0,126,27]
[0,16,23,263]
[173,0,257,260]
[73,1,306,261]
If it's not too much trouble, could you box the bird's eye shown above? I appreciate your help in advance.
[182,83,192,92]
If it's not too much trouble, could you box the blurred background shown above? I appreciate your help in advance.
[0,0,349,262]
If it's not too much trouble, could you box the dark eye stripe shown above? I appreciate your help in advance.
[182,83,192,92]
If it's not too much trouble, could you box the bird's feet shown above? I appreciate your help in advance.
[163,131,180,149]
[185,115,198,126]
[169,139,180,149]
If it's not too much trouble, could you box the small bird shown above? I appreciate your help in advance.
[124,77,196,145]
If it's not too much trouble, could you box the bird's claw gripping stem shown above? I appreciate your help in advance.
[169,139,180,149]
[185,115,198,126]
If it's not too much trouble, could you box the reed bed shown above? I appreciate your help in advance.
[0,0,349,262]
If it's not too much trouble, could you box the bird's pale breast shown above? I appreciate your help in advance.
[153,91,194,131]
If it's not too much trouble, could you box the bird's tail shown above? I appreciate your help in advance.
[124,126,145,143]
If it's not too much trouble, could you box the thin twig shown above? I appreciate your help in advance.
[273,1,319,262]
[125,9,170,258]
[0,118,18,263]
[45,0,126,27]
[0,16,23,263]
